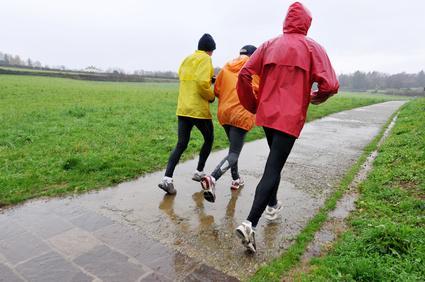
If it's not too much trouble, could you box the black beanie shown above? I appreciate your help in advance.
[198,33,216,52]
[239,45,257,56]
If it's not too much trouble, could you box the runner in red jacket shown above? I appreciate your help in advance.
[235,2,339,253]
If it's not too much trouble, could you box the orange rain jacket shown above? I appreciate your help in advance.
[214,55,259,131]
[237,2,339,138]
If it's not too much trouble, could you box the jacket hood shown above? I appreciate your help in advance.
[224,55,249,73]
[283,2,312,35]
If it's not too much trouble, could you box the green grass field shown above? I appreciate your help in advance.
[0,75,409,206]
[298,98,425,281]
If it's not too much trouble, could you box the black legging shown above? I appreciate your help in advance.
[247,127,296,227]
[211,125,247,181]
[165,116,214,177]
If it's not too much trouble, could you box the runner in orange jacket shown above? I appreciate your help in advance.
[200,45,259,203]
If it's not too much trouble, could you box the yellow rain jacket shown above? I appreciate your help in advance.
[214,55,259,131]
[176,50,215,119]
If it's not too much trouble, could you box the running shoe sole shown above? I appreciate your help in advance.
[265,213,280,221]
[192,173,205,182]
[192,176,201,182]
[265,204,283,221]
[235,228,256,253]
[158,183,176,195]
[231,182,244,190]
[200,178,215,203]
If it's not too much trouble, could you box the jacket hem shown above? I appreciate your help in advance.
[220,122,253,132]
[255,122,300,138]
[176,113,212,120]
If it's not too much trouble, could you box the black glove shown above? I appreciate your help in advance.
[211,75,216,84]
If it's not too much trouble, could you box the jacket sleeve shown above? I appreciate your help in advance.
[214,69,224,98]
[310,43,339,103]
[196,56,215,102]
[252,74,260,98]
[237,45,264,114]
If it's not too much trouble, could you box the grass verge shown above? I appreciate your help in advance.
[249,99,410,282]
[299,98,425,281]
[0,75,408,206]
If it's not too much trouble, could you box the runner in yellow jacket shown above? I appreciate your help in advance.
[200,45,259,202]
[176,51,215,119]
[159,33,216,195]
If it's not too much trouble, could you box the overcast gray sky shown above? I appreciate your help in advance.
[2,0,424,74]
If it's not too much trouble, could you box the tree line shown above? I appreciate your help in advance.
[0,51,43,68]
[0,51,178,78]
[2,50,424,92]
[338,71,425,92]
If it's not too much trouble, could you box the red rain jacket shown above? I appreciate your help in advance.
[237,2,339,138]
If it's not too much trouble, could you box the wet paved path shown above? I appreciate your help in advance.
[0,101,405,281]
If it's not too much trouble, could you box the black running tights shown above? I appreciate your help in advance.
[247,127,296,227]
[165,116,214,177]
[211,125,247,181]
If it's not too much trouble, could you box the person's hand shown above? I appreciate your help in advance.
[211,75,216,84]
[310,92,331,105]
[310,96,324,105]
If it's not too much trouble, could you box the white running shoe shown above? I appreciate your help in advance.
[235,220,256,253]
[265,201,283,221]
[230,178,245,190]
[192,170,206,182]
[158,179,176,195]
[200,175,216,203]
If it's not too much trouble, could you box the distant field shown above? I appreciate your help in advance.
[0,66,67,74]
[0,75,409,206]
[0,66,177,82]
